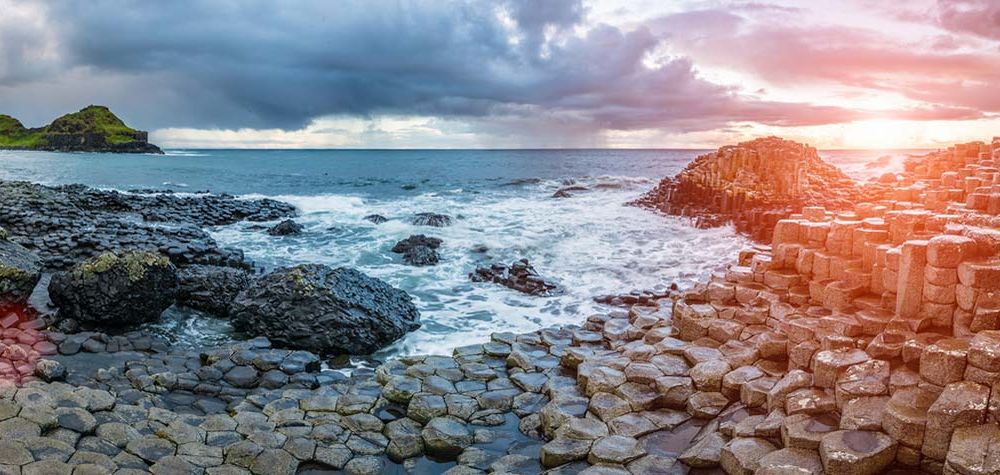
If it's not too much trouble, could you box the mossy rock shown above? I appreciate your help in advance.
[0,239,42,305]
[49,250,178,326]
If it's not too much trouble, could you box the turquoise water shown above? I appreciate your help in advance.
[0,148,917,355]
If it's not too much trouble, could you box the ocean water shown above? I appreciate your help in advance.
[0,148,921,356]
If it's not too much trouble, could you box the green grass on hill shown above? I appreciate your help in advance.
[0,115,45,148]
[0,106,144,148]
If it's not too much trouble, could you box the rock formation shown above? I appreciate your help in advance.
[0,230,42,306]
[176,264,253,317]
[0,105,163,154]
[633,137,862,241]
[267,219,304,236]
[230,264,421,355]
[471,259,558,295]
[392,234,442,266]
[48,250,179,326]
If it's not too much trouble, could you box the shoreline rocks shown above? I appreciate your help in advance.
[176,264,253,317]
[391,234,442,266]
[267,219,304,236]
[631,137,864,241]
[48,250,178,326]
[471,259,558,296]
[230,264,421,355]
[0,232,42,305]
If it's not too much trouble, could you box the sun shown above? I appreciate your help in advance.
[841,119,921,150]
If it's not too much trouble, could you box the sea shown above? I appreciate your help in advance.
[0,148,925,357]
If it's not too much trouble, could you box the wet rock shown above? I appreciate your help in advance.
[49,250,178,326]
[819,430,896,475]
[267,219,304,236]
[230,264,420,355]
[421,416,473,458]
[410,213,452,227]
[0,237,42,305]
[391,235,442,267]
[363,214,388,224]
[470,259,557,296]
[176,264,253,317]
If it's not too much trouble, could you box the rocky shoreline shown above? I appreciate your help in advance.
[2,136,1000,474]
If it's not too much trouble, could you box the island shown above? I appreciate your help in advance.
[0,105,163,154]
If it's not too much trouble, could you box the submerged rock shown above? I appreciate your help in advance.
[364,214,388,224]
[267,219,304,236]
[176,264,253,317]
[48,250,178,326]
[0,231,42,305]
[391,235,442,266]
[410,213,452,227]
[470,259,557,296]
[230,264,421,355]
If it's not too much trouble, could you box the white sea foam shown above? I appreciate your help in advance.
[213,181,748,356]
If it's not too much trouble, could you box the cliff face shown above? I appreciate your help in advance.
[633,137,861,241]
[0,106,162,154]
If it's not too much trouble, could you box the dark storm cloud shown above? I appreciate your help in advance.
[0,0,943,134]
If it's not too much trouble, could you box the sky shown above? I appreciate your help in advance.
[1,0,999,149]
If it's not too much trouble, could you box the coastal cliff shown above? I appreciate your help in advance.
[0,105,163,154]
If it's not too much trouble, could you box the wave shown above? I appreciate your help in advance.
[162,150,210,157]
[213,184,747,356]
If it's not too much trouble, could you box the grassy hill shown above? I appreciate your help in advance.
[0,106,162,154]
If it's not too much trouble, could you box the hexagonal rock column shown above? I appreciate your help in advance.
[719,437,777,475]
[812,348,869,388]
[882,387,938,451]
[945,424,1000,474]
[819,430,896,475]
[920,338,969,386]
[922,381,989,461]
[895,240,928,319]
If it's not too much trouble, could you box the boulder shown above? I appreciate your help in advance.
[0,236,42,306]
[230,264,420,355]
[176,265,253,317]
[391,235,442,267]
[48,251,177,325]
[267,219,304,236]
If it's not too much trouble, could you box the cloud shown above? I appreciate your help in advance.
[649,4,1000,119]
[0,0,905,140]
[932,0,1000,41]
[0,0,996,148]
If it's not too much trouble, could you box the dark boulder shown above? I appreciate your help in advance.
[267,219,304,236]
[552,185,588,198]
[0,229,42,305]
[410,213,452,227]
[391,235,442,266]
[48,251,178,326]
[230,264,421,355]
[470,259,557,296]
[364,214,388,224]
[176,265,253,317]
